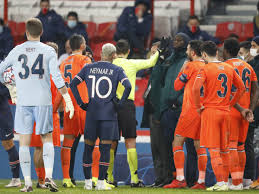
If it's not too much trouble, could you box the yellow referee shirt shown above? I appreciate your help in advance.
[113,51,159,100]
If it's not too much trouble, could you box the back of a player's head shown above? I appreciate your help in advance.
[69,34,85,51]
[239,41,251,50]
[188,40,202,57]
[102,43,116,60]
[46,42,58,54]
[200,41,217,57]
[26,18,43,38]
[116,39,130,55]
[224,38,240,57]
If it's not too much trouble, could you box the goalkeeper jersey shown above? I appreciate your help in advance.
[113,51,159,101]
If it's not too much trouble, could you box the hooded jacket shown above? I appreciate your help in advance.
[114,0,152,48]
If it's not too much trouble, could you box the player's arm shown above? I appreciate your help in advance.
[174,63,192,91]
[70,66,88,111]
[230,71,245,107]
[49,50,74,119]
[192,69,206,113]
[131,51,159,71]
[117,68,132,105]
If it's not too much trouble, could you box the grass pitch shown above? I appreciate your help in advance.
[0,180,258,194]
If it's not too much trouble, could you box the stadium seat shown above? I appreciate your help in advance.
[241,22,254,41]
[92,41,116,61]
[7,21,17,37]
[215,22,243,41]
[96,22,116,42]
[84,21,97,40]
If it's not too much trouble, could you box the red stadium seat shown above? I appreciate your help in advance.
[84,21,97,39]
[215,22,243,41]
[92,41,116,61]
[241,23,254,41]
[16,22,26,36]
[96,22,116,42]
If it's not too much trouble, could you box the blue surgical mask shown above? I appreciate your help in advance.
[67,20,77,29]
[0,26,3,34]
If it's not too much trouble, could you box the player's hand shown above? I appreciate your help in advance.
[241,109,254,122]
[5,84,17,104]
[112,97,123,111]
[80,103,89,111]
[62,93,74,119]
[196,106,204,114]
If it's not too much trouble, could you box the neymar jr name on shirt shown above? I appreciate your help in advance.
[90,67,114,75]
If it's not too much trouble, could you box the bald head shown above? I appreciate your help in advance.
[101,43,116,62]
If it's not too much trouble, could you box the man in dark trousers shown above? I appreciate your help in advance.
[0,18,13,61]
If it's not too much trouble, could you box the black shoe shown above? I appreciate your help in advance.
[71,179,76,186]
[131,180,145,188]
[147,181,164,188]
[107,180,118,187]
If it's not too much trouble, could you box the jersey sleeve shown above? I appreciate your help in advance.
[0,48,15,83]
[230,70,245,107]
[48,49,65,89]
[130,51,159,71]
[75,65,87,83]
[192,68,206,109]
[118,67,131,103]
[174,62,193,91]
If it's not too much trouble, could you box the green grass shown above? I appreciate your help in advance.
[0,180,257,194]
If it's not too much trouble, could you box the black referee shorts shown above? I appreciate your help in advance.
[117,99,137,139]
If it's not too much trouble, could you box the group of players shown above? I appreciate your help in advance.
[0,16,259,192]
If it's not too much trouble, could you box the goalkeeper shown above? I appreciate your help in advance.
[107,39,170,187]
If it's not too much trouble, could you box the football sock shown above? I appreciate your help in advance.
[83,144,94,179]
[173,146,185,181]
[127,148,139,183]
[69,134,80,180]
[92,146,100,178]
[220,149,229,183]
[35,167,45,184]
[237,144,246,178]
[43,142,54,178]
[208,149,224,182]
[7,145,20,179]
[107,149,115,182]
[99,144,111,180]
[229,141,242,185]
[19,146,32,186]
[61,138,74,179]
[197,147,207,184]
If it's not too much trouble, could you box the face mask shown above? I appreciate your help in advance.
[250,48,258,57]
[191,25,197,33]
[0,26,3,34]
[42,8,48,15]
[239,56,245,60]
[67,20,77,29]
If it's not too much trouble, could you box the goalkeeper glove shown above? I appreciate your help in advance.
[6,84,17,104]
[62,93,74,119]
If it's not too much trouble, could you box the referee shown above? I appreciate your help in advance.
[107,39,159,187]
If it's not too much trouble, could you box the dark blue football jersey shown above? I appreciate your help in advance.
[74,61,130,120]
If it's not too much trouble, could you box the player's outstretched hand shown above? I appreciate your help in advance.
[158,36,172,60]
[241,109,254,122]
[80,103,89,111]
[62,93,74,119]
[5,84,17,104]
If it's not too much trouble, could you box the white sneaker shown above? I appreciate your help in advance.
[5,178,22,188]
[229,183,243,190]
[243,179,253,190]
[96,180,112,190]
[84,179,92,190]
